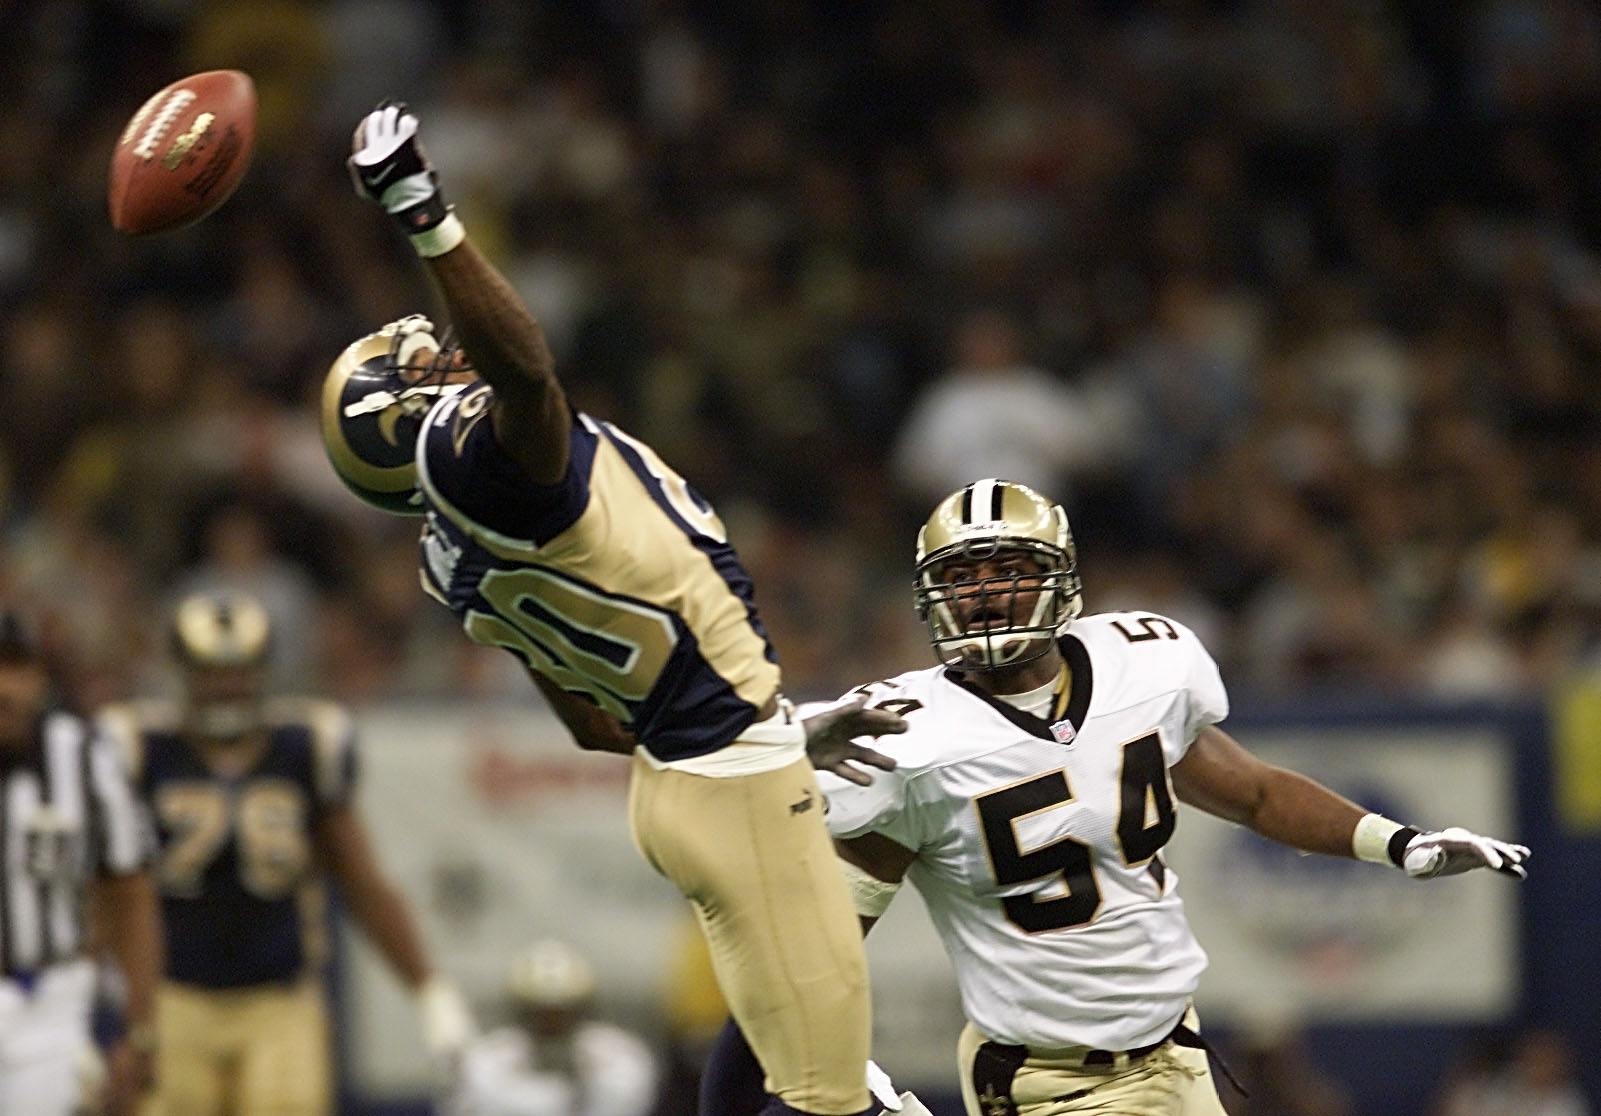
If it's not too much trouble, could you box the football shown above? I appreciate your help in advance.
[108,69,256,236]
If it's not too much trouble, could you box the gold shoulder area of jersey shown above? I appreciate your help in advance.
[262,696,349,733]
[96,698,182,734]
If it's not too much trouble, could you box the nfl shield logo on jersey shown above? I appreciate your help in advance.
[1050,720,1076,745]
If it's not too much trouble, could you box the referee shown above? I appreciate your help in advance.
[0,610,162,1116]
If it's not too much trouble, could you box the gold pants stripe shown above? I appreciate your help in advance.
[143,978,330,1116]
[630,754,871,1114]
[957,1008,1230,1116]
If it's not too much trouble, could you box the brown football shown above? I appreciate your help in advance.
[108,70,256,236]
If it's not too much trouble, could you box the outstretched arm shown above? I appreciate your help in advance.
[421,240,570,482]
[1172,725,1529,878]
[801,696,905,786]
[1171,725,1369,857]
[349,103,570,483]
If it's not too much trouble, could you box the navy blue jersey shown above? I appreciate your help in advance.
[98,699,356,988]
[416,385,781,762]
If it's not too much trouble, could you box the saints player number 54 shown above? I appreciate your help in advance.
[975,732,1174,934]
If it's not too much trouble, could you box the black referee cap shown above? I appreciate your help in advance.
[0,610,38,663]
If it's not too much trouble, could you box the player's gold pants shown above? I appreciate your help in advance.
[957,1008,1230,1116]
[142,978,331,1116]
[630,753,872,1114]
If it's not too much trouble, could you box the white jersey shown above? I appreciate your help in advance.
[818,612,1228,1052]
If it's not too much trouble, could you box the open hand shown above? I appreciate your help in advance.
[802,697,905,786]
[1403,827,1530,879]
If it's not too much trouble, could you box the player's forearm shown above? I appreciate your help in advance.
[426,239,572,481]
[345,879,432,989]
[1236,766,1369,858]
[96,871,163,1031]
[424,240,557,396]
[528,671,638,755]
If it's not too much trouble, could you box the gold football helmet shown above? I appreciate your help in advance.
[320,314,469,515]
[914,479,1083,670]
[171,591,272,738]
[507,939,595,1011]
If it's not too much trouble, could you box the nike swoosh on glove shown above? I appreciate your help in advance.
[348,101,446,226]
[1402,827,1531,879]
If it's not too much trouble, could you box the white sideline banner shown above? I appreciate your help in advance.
[341,702,961,1096]
[1165,726,1520,1027]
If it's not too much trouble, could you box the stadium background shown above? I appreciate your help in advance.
[2,1,1599,1113]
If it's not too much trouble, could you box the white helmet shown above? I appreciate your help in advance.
[914,479,1083,670]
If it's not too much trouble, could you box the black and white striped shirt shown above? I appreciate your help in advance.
[0,708,150,976]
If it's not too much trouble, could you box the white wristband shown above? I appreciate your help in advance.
[410,211,466,258]
[838,857,901,918]
[1352,813,1404,864]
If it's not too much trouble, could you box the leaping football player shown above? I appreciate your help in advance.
[322,102,907,1116]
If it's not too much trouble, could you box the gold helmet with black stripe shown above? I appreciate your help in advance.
[320,314,469,515]
[914,478,1083,670]
[507,939,595,1012]
[172,591,271,669]
[171,591,272,739]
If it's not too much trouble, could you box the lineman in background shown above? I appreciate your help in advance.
[451,939,659,1116]
[0,609,161,1116]
[97,591,474,1116]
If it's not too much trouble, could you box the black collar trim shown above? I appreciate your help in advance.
[943,634,1094,743]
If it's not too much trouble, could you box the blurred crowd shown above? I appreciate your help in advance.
[1218,1023,1591,1116]
[3,0,1601,713]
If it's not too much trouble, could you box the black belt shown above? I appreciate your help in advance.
[972,1019,1244,1115]
[1081,1018,1200,1065]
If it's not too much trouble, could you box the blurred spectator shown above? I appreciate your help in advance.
[1224,1025,1355,1116]
[0,0,1598,747]
[891,307,1108,514]
[1113,272,1262,541]
[1433,1028,1592,1116]
[167,495,322,689]
[0,295,102,511]
[451,939,659,1116]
